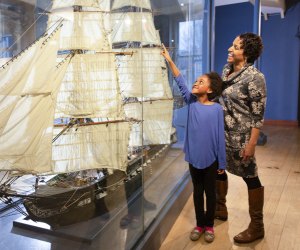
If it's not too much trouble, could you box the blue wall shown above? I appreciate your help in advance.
[215,2,300,122]
[261,4,300,121]
[215,3,253,74]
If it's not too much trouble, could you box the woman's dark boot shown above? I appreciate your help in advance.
[234,186,264,243]
[215,180,228,221]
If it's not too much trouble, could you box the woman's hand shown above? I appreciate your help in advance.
[161,43,172,62]
[241,143,256,161]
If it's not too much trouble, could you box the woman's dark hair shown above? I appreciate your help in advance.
[205,71,223,100]
[239,32,263,63]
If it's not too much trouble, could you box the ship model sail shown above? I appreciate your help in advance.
[0,0,174,228]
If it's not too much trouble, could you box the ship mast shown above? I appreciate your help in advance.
[48,0,131,173]
[111,0,174,147]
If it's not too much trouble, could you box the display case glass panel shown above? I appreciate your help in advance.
[0,0,210,249]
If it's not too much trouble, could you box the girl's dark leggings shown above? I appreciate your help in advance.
[189,161,218,227]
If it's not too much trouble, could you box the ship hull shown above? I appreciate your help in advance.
[22,144,169,228]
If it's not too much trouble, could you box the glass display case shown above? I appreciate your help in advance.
[0,0,211,249]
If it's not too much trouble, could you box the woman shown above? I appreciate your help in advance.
[216,32,267,244]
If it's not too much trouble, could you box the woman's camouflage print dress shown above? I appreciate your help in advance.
[219,63,267,178]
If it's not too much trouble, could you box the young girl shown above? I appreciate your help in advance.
[161,44,226,243]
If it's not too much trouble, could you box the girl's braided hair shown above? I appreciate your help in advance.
[205,71,223,100]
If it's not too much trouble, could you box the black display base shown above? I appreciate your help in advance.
[13,213,110,244]
[134,170,192,250]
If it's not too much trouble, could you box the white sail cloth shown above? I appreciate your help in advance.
[0,30,69,174]
[54,53,124,119]
[111,12,160,45]
[52,122,130,173]
[48,12,111,51]
[112,0,151,10]
[52,0,110,11]
[125,100,173,146]
[0,58,11,66]
[116,48,173,99]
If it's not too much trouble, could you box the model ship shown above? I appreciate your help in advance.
[0,0,174,228]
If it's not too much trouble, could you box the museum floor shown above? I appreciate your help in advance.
[160,125,300,250]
